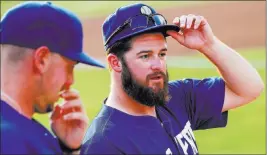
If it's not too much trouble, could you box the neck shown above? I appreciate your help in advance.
[106,82,156,117]
[1,74,34,119]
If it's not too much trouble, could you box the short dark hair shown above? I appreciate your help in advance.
[107,37,132,60]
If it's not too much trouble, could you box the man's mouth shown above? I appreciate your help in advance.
[149,74,163,82]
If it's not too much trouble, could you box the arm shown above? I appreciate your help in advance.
[167,14,264,112]
[199,37,264,112]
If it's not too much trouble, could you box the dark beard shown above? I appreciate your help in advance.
[121,57,170,107]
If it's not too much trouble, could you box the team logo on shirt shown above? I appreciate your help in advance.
[166,121,198,155]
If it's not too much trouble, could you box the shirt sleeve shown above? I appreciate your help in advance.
[168,77,228,130]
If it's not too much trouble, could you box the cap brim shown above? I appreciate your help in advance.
[62,52,106,68]
[118,24,180,43]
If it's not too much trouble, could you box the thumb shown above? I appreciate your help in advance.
[166,30,185,44]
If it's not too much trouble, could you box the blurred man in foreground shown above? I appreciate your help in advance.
[1,1,105,154]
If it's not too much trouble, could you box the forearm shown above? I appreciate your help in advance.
[200,37,264,99]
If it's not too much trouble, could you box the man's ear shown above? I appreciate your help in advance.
[33,46,52,74]
[107,53,122,72]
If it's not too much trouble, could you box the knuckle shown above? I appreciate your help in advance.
[188,14,195,18]
[174,17,179,21]
[180,15,186,19]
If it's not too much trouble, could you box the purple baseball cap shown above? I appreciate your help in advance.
[0,1,105,68]
[102,3,180,51]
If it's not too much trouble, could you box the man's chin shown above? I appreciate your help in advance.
[149,85,164,93]
[34,103,54,114]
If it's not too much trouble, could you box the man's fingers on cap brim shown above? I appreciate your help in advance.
[179,15,187,28]
[194,16,203,29]
[173,17,180,25]
[186,14,196,29]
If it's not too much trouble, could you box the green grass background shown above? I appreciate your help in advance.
[1,1,266,154]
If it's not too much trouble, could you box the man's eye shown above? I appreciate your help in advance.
[140,55,149,59]
[159,53,166,57]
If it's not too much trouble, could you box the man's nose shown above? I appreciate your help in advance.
[150,57,163,71]
[64,74,74,90]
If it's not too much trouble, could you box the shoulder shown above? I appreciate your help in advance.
[168,78,197,89]
[168,78,196,95]
[1,117,29,154]
[168,77,223,89]
[1,115,22,135]
[1,114,61,154]
[81,116,122,154]
[166,77,224,105]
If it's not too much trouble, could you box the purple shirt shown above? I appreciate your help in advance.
[0,100,62,154]
[81,77,228,154]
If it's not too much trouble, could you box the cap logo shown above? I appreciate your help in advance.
[140,6,152,15]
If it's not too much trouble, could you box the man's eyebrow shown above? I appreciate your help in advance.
[136,48,167,55]
[160,48,167,52]
[136,50,152,55]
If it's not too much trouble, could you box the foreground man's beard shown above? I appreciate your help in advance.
[121,57,170,107]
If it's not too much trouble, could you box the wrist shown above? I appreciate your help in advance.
[58,138,81,153]
[199,36,218,55]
